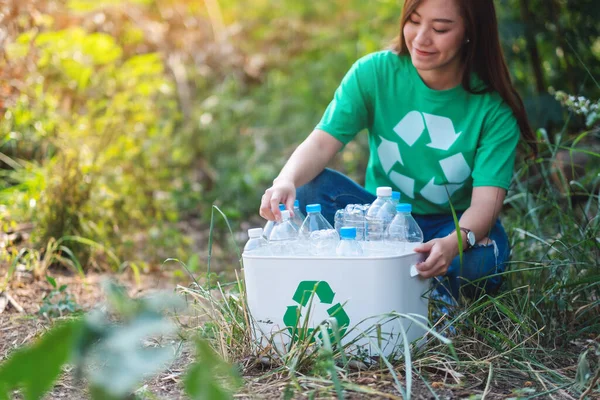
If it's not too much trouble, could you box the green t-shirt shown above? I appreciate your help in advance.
[316,50,520,215]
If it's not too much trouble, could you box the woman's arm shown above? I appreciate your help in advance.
[259,129,343,221]
[414,186,506,278]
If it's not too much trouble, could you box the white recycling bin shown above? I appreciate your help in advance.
[242,251,431,358]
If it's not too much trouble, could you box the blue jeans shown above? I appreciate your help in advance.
[296,168,510,301]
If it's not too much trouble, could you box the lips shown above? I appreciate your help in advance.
[414,48,436,56]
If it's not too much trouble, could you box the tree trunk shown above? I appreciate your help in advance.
[519,0,546,93]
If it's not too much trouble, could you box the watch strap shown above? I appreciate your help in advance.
[459,227,474,250]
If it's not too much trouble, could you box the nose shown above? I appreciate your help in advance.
[413,26,432,47]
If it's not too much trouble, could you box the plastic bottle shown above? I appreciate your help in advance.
[336,227,363,256]
[365,187,396,242]
[334,209,345,235]
[263,204,286,240]
[269,210,299,255]
[385,208,407,255]
[396,203,424,251]
[344,204,368,241]
[392,191,401,206]
[299,204,339,255]
[244,228,270,255]
[291,200,305,230]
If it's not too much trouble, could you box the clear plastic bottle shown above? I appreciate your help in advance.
[386,207,407,255]
[396,203,424,251]
[336,227,363,257]
[269,210,299,256]
[291,200,305,230]
[365,187,396,242]
[344,204,368,241]
[299,204,339,255]
[263,204,286,240]
[244,228,270,255]
[392,191,401,206]
[334,208,345,235]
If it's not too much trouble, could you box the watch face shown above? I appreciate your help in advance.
[467,231,476,246]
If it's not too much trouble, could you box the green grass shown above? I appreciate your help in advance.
[0,1,598,397]
[180,133,600,398]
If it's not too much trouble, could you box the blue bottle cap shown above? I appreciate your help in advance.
[392,191,400,200]
[340,226,357,239]
[396,203,412,213]
[294,200,300,208]
[279,204,286,211]
[306,204,322,213]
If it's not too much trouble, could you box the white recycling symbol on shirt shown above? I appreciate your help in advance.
[377,111,471,205]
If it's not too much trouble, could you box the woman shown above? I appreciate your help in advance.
[259,0,536,302]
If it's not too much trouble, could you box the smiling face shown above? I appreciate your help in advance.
[402,0,467,84]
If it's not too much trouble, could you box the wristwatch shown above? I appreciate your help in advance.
[459,228,476,250]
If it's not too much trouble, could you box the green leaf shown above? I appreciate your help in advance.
[187,254,200,273]
[0,319,83,400]
[82,33,123,65]
[46,275,57,288]
[283,384,295,400]
[67,0,152,12]
[576,349,592,389]
[80,283,186,398]
[184,339,241,400]
[586,111,598,127]
[60,58,93,92]
[89,386,123,400]
[87,320,177,397]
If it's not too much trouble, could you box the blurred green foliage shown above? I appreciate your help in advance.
[0,0,599,275]
[0,280,239,400]
[0,319,81,400]
[0,3,598,397]
[2,17,183,269]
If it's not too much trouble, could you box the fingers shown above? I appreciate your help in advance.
[285,198,296,218]
[415,240,449,278]
[413,241,433,253]
[416,258,445,279]
[259,189,277,221]
[270,193,283,221]
[259,187,296,221]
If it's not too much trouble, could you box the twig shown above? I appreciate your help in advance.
[481,362,493,400]
[5,292,24,313]
[530,362,555,400]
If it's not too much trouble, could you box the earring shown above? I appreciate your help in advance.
[466,38,471,44]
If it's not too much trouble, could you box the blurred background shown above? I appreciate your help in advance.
[0,0,599,278]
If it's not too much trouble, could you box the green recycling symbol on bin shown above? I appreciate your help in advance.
[283,281,350,343]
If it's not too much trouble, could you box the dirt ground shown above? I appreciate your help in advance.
[0,266,585,399]
[0,265,198,399]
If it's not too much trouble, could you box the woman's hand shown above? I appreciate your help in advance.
[413,237,460,278]
[259,178,296,221]
[257,130,343,222]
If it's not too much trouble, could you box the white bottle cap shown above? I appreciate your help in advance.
[248,228,263,238]
[376,186,392,197]
[280,210,291,220]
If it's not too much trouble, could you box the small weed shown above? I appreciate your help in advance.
[39,275,81,318]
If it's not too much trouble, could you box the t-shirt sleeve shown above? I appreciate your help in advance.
[315,56,373,145]
[471,102,520,189]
